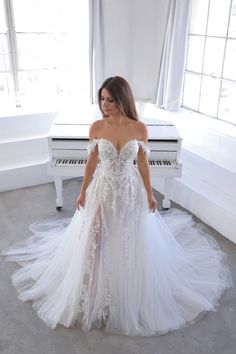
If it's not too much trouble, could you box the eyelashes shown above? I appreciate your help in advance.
[100,97,114,103]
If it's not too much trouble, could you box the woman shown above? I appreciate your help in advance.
[76,76,157,213]
[1,76,232,336]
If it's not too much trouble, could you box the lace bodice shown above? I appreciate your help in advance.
[87,138,150,179]
[86,137,150,215]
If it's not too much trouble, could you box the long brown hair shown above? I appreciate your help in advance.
[98,76,139,121]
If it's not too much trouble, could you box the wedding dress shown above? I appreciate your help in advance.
[1,138,232,336]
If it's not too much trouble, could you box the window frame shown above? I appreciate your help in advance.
[1,0,90,109]
[182,0,236,126]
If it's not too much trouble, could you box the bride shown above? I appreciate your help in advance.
[1,76,232,336]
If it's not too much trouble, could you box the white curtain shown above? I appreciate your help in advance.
[89,0,105,103]
[155,0,190,110]
[89,0,171,102]
[89,0,190,105]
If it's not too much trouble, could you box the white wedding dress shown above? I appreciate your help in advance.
[1,138,232,336]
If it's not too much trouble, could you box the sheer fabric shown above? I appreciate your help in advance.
[1,139,232,336]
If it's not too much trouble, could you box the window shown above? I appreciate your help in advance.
[183,0,236,125]
[0,0,13,106]
[0,0,90,109]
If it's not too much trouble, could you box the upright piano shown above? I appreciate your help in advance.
[47,104,182,210]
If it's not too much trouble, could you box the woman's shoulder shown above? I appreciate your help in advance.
[89,119,104,139]
[90,118,105,131]
[90,118,104,127]
[132,120,148,133]
[132,120,148,141]
[136,120,147,129]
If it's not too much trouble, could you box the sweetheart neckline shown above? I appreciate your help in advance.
[100,138,139,153]
[88,138,148,157]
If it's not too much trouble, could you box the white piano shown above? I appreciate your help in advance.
[47,104,182,210]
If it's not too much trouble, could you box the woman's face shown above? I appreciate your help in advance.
[100,88,120,116]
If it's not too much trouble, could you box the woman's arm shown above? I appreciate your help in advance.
[80,146,98,194]
[137,123,157,212]
[76,122,100,209]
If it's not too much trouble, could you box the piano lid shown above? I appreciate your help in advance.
[49,102,182,140]
[49,123,181,141]
[53,102,174,125]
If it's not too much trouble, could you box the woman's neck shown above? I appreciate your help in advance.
[106,114,128,125]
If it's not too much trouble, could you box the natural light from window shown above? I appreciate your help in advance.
[0,0,90,111]
[183,0,236,125]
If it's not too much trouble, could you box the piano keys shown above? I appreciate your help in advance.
[47,112,182,210]
[53,158,179,169]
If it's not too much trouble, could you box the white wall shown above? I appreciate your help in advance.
[145,105,236,243]
[0,112,57,191]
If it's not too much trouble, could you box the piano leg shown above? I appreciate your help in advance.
[54,176,63,210]
[162,177,172,210]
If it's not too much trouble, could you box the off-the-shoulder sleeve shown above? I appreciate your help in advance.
[138,140,150,156]
[87,139,99,155]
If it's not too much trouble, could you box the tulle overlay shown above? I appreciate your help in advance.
[1,138,232,336]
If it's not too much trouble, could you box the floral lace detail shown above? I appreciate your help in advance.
[87,138,149,205]
[84,216,100,274]
[87,138,150,157]
[77,138,150,325]
[86,139,150,214]
[87,139,99,155]
[77,215,100,317]
[98,234,115,322]
[138,140,150,156]
[76,211,115,324]
[100,179,111,204]
[97,288,114,321]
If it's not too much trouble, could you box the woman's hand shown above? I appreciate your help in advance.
[76,191,86,210]
[148,194,157,213]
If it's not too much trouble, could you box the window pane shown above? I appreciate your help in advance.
[0,0,6,32]
[18,68,86,103]
[186,35,205,72]
[182,73,201,110]
[17,34,71,70]
[183,0,236,123]
[229,0,236,38]
[199,76,221,116]
[19,69,90,106]
[203,37,225,76]
[0,73,14,97]
[207,0,231,37]
[19,69,67,95]
[13,0,78,33]
[223,39,236,80]
[3,0,90,107]
[0,34,9,71]
[218,82,236,124]
[189,0,209,35]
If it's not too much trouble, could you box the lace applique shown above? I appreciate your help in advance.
[78,138,151,324]
[87,139,148,210]
[76,211,115,324]
[138,140,150,156]
[97,288,114,321]
[100,180,111,203]
[77,215,100,316]
[87,139,99,155]
[98,232,115,321]
[84,216,100,275]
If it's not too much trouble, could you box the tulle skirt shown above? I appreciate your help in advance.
[1,204,232,336]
